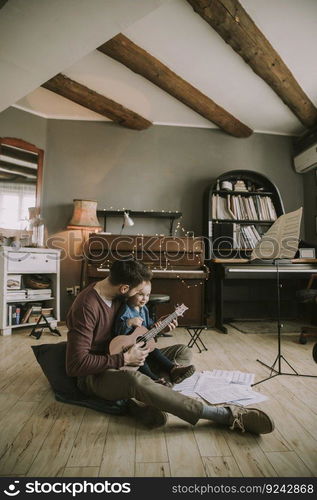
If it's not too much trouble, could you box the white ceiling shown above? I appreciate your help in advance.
[2,0,317,135]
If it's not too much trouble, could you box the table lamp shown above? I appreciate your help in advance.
[67,199,101,231]
[67,200,101,290]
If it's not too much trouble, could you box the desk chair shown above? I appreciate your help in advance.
[313,343,317,363]
[297,274,317,344]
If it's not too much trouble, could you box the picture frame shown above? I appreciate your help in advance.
[6,274,22,289]
[299,248,316,259]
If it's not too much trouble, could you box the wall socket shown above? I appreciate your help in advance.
[66,286,80,296]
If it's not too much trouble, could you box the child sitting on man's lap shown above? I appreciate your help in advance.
[114,281,195,386]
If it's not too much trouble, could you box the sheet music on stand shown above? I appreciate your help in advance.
[251,207,302,261]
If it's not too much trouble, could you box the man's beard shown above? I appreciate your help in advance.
[115,292,129,302]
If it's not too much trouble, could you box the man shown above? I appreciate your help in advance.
[66,260,274,434]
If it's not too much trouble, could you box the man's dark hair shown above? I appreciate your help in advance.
[109,260,152,288]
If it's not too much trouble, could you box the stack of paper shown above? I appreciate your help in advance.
[172,372,201,397]
[173,370,267,406]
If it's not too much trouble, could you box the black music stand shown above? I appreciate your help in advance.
[253,259,317,386]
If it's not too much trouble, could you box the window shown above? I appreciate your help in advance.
[0,182,36,229]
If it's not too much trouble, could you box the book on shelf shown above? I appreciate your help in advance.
[8,305,13,326]
[232,224,262,250]
[43,316,56,323]
[212,194,217,219]
[41,307,54,317]
[20,302,42,324]
[7,304,22,325]
[26,288,52,298]
[7,290,27,301]
[28,314,41,323]
[21,306,32,324]
[208,220,213,237]
[211,193,277,222]
[227,195,236,220]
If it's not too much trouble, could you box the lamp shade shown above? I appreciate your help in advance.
[67,199,101,230]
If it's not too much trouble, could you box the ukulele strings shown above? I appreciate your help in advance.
[138,311,178,343]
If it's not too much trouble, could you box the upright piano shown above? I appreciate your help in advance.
[83,234,208,325]
[213,258,317,333]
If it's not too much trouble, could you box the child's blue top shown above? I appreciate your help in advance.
[114,303,154,336]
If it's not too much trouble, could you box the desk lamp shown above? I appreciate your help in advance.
[120,211,134,234]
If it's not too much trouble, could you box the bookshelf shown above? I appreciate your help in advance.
[204,170,284,258]
[0,247,60,335]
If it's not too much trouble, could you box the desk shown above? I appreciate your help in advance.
[212,259,317,333]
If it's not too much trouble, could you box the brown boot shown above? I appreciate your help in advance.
[170,364,196,384]
[155,378,173,388]
[226,405,275,435]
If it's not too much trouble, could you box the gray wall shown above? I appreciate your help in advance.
[44,119,302,234]
[0,107,308,319]
[0,107,47,150]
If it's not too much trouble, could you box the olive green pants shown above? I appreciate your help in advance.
[78,344,203,425]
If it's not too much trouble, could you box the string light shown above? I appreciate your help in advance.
[100,206,192,237]
[95,207,209,289]
[97,257,209,289]
[102,207,180,214]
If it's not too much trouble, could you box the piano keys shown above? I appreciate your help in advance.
[213,259,317,333]
[222,263,317,279]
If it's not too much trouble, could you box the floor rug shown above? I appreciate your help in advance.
[227,320,301,334]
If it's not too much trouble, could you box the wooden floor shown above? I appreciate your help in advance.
[0,325,316,478]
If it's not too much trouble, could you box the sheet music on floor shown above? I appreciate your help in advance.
[172,372,201,397]
[173,370,267,406]
[197,384,254,405]
[209,369,255,386]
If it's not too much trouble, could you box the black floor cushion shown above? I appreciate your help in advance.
[31,341,128,415]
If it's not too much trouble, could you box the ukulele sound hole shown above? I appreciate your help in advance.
[136,336,147,348]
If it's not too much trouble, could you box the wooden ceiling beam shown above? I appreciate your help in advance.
[42,74,151,130]
[98,34,252,138]
[186,0,317,129]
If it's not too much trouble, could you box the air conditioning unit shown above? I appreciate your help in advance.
[293,129,317,173]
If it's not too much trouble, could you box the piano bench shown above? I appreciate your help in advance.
[182,325,208,353]
[148,294,171,338]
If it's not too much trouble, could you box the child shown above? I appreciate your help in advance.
[114,281,195,386]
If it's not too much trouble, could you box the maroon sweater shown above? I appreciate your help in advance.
[66,284,124,377]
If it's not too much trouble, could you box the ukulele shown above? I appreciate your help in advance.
[109,304,188,363]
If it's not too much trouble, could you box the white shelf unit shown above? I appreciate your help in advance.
[0,247,60,335]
